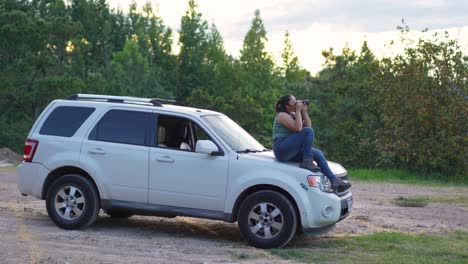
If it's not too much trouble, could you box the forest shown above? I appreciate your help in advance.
[0,0,466,178]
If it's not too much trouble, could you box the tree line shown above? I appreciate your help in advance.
[0,0,466,178]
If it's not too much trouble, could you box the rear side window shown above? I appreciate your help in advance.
[39,106,95,137]
[89,110,150,146]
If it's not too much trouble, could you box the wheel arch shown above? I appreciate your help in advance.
[42,166,101,201]
[229,184,301,226]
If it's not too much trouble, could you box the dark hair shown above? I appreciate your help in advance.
[275,95,292,113]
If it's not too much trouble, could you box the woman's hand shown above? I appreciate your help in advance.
[295,101,303,112]
[301,102,308,113]
[301,102,311,127]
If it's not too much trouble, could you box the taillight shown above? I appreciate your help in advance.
[23,139,39,162]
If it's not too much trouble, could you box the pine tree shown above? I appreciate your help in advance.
[127,1,176,98]
[239,10,273,82]
[281,31,306,83]
[177,0,209,101]
[106,39,149,96]
[234,10,280,146]
[186,22,233,112]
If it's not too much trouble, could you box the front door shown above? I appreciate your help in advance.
[148,114,229,211]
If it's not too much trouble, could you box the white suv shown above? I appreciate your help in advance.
[17,94,352,248]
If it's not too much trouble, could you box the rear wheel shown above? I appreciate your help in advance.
[238,190,297,248]
[46,174,100,230]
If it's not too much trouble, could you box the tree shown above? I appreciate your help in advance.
[279,30,312,111]
[106,39,149,96]
[0,0,85,151]
[281,31,307,83]
[186,23,233,112]
[127,1,176,98]
[375,31,467,176]
[234,9,280,146]
[177,0,209,101]
[311,42,380,168]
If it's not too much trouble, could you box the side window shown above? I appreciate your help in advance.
[193,123,210,143]
[155,114,218,153]
[89,110,150,146]
[156,115,193,151]
[40,106,95,137]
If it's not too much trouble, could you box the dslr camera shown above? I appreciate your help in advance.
[295,99,310,106]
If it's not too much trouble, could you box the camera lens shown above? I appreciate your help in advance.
[296,99,310,105]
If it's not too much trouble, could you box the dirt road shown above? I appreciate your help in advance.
[1,167,467,263]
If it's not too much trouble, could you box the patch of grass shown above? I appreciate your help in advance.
[270,248,305,260]
[392,196,429,207]
[0,165,18,171]
[348,168,468,186]
[271,231,468,263]
[230,251,251,259]
[427,196,468,205]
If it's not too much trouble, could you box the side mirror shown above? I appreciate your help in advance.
[195,140,223,156]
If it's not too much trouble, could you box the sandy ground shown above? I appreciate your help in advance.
[1,166,467,264]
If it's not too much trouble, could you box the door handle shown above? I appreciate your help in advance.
[88,148,106,155]
[156,156,175,163]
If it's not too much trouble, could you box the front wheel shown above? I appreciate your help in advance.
[45,174,100,230]
[238,190,297,248]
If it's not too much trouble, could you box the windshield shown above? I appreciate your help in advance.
[202,115,265,152]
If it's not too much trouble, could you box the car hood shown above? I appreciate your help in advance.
[240,151,347,177]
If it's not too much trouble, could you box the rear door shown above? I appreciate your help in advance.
[31,105,96,166]
[80,108,151,203]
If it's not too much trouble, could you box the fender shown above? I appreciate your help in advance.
[224,166,311,223]
[42,164,105,201]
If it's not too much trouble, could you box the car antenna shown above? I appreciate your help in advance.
[236,132,240,160]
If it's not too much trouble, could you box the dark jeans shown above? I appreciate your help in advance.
[273,127,336,180]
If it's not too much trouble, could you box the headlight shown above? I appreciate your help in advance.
[307,175,333,193]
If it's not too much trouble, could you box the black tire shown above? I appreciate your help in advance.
[238,190,297,249]
[45,174,100,230]
[105,209,134,218]
[296,224,305,236]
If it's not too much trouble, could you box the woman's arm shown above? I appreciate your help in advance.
[302,105,312,127]
[278,104,303,132]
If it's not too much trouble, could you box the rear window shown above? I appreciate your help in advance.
[39,106,95,137]
[89,110,150,146]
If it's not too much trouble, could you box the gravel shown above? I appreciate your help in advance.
[1,167,467,263]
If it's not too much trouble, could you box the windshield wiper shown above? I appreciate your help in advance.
[236,149,261,153]
[236,148,270,153]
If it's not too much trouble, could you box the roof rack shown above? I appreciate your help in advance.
[66,94,177,107]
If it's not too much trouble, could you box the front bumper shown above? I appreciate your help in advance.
[299,186,353,230]
[302,190,352,234]
[338,189,353,221]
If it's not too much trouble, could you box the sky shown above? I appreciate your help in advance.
[107,0,468,73]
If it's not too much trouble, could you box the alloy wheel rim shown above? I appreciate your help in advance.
[54,186,86,220]
[248,202,283,239]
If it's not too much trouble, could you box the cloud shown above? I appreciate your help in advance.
[259,0,468,33]
[107,1,468,35]
[107,0,468,73]
[265,25,468,74]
